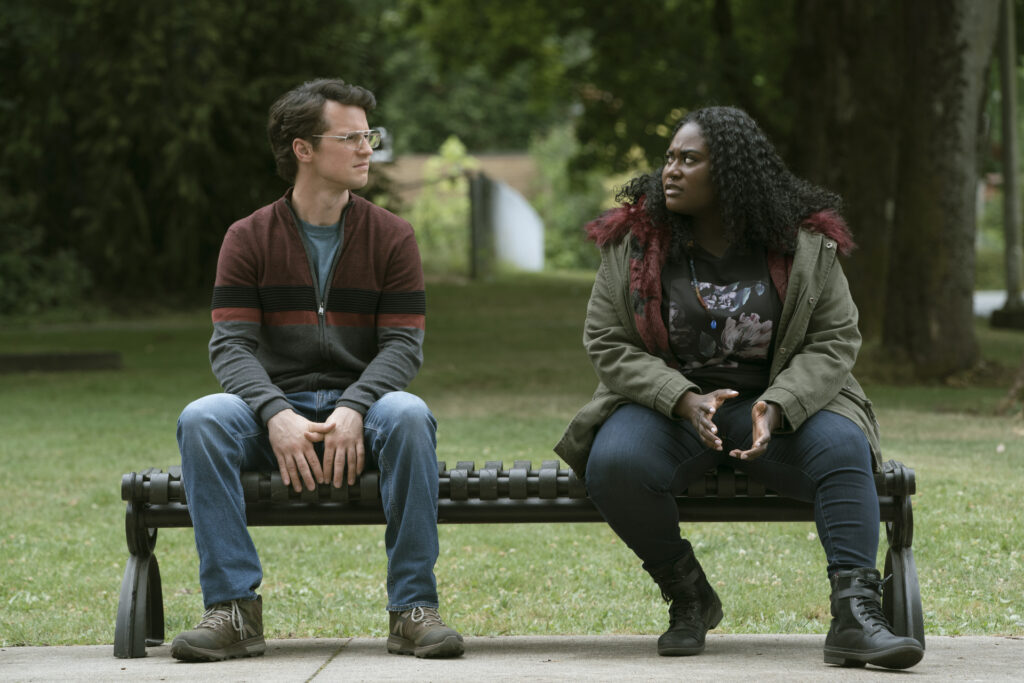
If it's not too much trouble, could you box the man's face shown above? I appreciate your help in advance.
[304,101,373,191]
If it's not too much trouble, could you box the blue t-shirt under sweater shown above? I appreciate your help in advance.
[289,204,345,302]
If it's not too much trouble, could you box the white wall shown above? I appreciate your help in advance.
[490,179,544,272]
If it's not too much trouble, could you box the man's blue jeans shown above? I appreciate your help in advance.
[177,390,440,611]
[586,399,880,576]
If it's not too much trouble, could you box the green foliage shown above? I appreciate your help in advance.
[975,249,1008,291]
[373,16,569,154]
[405,136,478,275]
[0,192,92,316]
[2,0,378,310]
[529,124,636,270]
[413,0,798,173]
[975,188,1024,293]
[399,0,585,131]
[977,190,1005,291]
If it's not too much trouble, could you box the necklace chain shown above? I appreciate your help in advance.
[688,255,717,330]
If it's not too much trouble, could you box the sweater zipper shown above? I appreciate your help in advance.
[299,233,328,359]
[319,203,350,357]
[318,296,327,359]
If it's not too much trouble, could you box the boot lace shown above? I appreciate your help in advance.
[853,574,893,636]
[409,606,445,627]
[667,587,704,629]
[196,600,245,637]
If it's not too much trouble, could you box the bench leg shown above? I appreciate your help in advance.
[113,553,164,658]
[883,546,925,648]
[880,483,925,649]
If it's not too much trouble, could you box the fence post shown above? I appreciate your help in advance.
[468,171,494,280]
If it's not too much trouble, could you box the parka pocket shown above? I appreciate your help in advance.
[839,385,878,425]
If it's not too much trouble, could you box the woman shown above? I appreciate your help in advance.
[555,106,923,670]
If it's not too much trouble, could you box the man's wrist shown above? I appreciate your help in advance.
[334,399,368,417]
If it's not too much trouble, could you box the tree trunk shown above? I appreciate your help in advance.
[994,0,1024,323]
[883,0,999,377]
[786,0,902,342]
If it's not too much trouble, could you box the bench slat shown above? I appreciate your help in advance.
[121,460,915,508]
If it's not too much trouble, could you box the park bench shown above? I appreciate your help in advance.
[113,459,923,659]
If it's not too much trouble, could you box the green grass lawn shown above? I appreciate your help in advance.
[1,272,1022,646]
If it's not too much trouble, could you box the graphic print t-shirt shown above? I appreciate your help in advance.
[661,246,781,393]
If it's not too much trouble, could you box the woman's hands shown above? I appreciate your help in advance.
[674,389,739,451]
[673,391,782,460]
[729,400,781,461]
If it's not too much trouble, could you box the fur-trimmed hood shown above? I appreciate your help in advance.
[581,200,856,367]
[584,201,856,256]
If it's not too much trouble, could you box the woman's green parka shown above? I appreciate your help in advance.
[554,227,881,479]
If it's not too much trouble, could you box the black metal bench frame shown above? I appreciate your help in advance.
[114,459,923,658]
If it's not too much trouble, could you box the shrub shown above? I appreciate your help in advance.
[406,136,479,276]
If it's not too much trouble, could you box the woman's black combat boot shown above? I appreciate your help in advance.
[823,567,924,669]
[648,550,723,656]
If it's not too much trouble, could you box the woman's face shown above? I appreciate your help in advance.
[662,121,715,217]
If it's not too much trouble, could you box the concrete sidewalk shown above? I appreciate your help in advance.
[2,635,1022,682]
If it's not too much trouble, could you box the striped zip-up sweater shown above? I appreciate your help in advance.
[209,189,426,424]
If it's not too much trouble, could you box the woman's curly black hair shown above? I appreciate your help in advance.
[616,106,842,257]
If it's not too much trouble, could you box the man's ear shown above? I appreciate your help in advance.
[292,138,314,162]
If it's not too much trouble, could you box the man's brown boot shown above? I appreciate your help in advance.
[171,595,266,662]
[387,606,464,658]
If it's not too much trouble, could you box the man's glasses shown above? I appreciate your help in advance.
[312,129,382,150]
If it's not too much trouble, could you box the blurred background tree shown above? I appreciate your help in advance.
[1,0,382,308]
[2,0,1019,378]
[405,135,478,275]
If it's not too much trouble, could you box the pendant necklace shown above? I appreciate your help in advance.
[689,255,717,330]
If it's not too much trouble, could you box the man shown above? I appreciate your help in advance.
[170,78,463,662]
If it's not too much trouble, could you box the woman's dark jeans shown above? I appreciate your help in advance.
[585,399,879,576]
